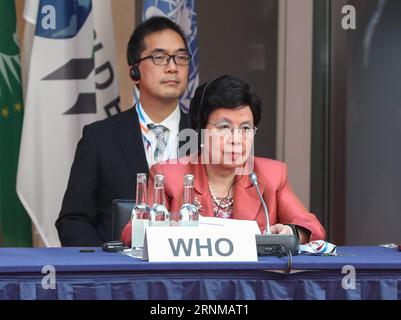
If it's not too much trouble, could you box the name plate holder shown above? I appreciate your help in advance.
[142,218,259,262]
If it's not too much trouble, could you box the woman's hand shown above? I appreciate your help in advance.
[271,223,311,244]
[270,224,293,235]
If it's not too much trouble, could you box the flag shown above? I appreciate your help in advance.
[0,0,33,247]
[143,0,199,111]
[17,0,120,247]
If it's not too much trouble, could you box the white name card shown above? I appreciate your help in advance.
[142,220,258,262]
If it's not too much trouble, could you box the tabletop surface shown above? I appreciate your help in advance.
[1,246,401,274]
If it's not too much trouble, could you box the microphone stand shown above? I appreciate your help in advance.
[249,172,299,256]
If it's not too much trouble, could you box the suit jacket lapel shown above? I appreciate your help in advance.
[233,171,264,221]
[113,106,149,174]
[192,161,214,217]
[178,108,191,132]
[190,158,264,219]
[113,106,191,174]
[178,109,192,157]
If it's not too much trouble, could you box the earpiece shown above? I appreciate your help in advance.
[129,65,141,81]
[196,76,219,131]
[199,76,219,109]
[196,76,220,151]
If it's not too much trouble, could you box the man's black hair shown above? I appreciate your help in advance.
[127,16,189,66]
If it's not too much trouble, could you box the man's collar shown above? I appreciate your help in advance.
[159,104,180,131]
[136,101,180,131]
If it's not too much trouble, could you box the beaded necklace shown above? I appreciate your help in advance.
[208,183,234,219]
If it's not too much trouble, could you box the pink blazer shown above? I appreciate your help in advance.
[121,156,326,246]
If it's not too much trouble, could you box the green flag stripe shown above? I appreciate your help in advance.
[0,0,32,247]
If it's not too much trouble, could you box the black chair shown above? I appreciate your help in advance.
[111,199,135,241]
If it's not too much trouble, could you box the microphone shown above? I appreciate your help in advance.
[249,172,299,256]
[249,172,271,234]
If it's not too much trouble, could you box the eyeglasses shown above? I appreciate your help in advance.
[207,122,258,136]
[136,52,191,66]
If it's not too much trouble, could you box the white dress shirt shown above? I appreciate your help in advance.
[135,101,181,168]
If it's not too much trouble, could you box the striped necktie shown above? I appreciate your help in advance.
[148,124,168,162]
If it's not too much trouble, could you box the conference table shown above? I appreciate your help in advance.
[0,246,401,300]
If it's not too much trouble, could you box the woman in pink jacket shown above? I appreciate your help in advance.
[122,75,325,246]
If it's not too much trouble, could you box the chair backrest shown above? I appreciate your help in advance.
[112,199,135,241]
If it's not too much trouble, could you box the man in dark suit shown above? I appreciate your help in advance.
[56,17,192,246]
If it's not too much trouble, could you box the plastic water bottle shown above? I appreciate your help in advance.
[131,173,150,250]
[149,174,170,226]
[178,174,199,226]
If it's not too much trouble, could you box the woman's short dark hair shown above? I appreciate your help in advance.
[189,75,262,131]
[127,16,189,66]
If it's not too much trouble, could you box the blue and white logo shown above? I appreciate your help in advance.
[36,0,92,39]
